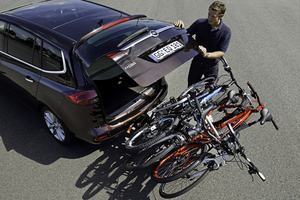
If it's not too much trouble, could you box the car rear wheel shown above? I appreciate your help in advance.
[42,106,75,145]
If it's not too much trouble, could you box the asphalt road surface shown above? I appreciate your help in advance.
[0,0,299,200]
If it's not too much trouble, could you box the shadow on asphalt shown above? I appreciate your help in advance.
[76,135,158,200]
[0,87,101,164]
[0,86,158,199]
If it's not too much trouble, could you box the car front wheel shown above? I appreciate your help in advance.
[42,106,75,145]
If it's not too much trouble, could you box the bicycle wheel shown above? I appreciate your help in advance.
[207,94,250,136]
[178,77,216,101]
[125,140,177,171]
[125,117,176,152]
[159,159,211,198]
[151,143,207,183]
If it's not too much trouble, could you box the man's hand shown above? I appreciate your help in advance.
[197,47,226,59]
[198,45,208,57]
[174,20,185,28]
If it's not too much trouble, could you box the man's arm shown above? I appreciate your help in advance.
[198,45,225,59]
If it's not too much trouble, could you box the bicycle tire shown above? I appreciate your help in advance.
[126,140,177,171]
[179,77,215,99]
[159,160,211,198]
[151,143,207,183]
[207,94,250,136]
[125,117,176,152]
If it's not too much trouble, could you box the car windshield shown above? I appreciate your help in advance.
[75,18,171,67]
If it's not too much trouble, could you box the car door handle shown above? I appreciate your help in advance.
[25,76,34,83]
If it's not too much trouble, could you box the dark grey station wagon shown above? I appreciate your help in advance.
[0,0,197,144]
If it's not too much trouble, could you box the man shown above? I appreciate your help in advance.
[174,1,231,86]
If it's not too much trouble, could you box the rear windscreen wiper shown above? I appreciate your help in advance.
[117,27,149,48]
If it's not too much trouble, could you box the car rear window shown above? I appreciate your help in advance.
[76,19,171,67]
[42,41,64,71]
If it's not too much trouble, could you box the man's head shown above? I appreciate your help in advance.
[208,1,226,28]
[209,1,226,17]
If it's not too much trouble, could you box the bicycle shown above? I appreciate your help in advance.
[152,83,279,198]
[125,77,231,170]
[125,57,253,170]
[125,76,217,153]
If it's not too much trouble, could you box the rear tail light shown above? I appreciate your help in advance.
[107,49,130,62]
[63,90,99,105]
[103,17,130,30]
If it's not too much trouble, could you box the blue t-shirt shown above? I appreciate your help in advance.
[187,18,231,64]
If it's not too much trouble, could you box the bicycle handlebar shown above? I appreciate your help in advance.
[226,123,266,181]
[247,162,266,182]
[247,82,262,104]
[271,119,279,130]
[219,57,248,97]
[248,82,279,130]
[246,82,256,93]
[220,56,231,71]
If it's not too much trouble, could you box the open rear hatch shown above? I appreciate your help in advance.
[75,18,199,120]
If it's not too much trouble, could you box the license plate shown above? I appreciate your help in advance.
[149,41,184,62]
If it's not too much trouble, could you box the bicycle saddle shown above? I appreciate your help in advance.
[260,108,273,125]
[224,90,239,106]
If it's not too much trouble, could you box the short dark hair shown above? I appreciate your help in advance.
[209,1,226,17]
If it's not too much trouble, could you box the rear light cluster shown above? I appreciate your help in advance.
[107,49,130,62]
[63,90,99,105]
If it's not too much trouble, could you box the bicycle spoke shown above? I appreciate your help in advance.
[159,161,210,198]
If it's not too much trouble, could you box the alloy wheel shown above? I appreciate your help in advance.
[43,110,66,142]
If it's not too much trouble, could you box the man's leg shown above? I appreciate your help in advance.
[203,64,219,81]
[187,60,205,86]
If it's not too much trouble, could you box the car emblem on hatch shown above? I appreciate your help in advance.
[150,30,159,37]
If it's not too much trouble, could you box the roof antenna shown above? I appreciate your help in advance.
[97,19,103,26]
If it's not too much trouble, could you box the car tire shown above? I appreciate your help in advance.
[42,106,75,145]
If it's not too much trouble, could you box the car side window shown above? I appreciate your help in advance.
[33,38,42,68]
[42,41,63,71]
[7,25,35,64]
[40,41,75,86]
[0,21,5,51]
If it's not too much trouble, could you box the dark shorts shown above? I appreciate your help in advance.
[187,59,219,86]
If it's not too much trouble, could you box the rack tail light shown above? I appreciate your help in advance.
[107,49,130,62]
